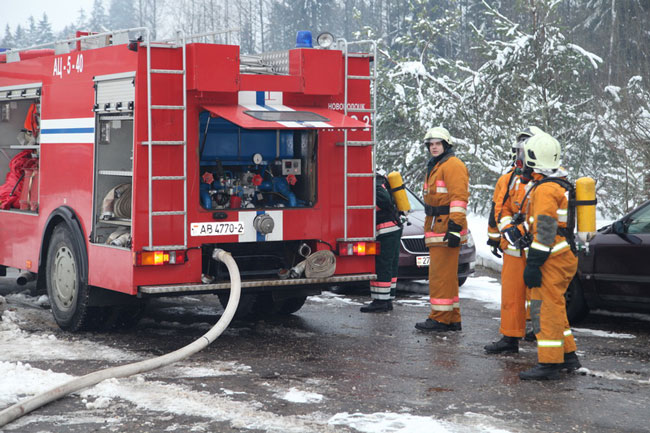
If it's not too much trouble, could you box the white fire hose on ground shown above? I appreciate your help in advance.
[0,248,241,428]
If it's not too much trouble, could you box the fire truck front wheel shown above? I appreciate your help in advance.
[46,224,92,331]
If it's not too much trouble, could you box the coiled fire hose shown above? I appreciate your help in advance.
[0,248,241,428]
[289,250,336,278]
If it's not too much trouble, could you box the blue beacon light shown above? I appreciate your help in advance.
[295,31,313,48]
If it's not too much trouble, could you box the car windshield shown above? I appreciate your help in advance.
[405,188,425,211]
[626,202,650,234]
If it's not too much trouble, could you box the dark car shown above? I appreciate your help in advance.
[398,188,476,286]
[566,199,650,322]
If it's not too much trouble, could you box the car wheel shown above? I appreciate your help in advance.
[46,224,92,331]
[565,276,589,324]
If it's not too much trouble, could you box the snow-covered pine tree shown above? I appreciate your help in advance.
[596,77,650,214]
[376,0,604,215]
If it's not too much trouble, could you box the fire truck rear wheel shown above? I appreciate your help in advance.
[275,296,307,314]
[46,224,92,331]
[217,292,257,319]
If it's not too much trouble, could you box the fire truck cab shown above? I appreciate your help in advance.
[0,29,378,331]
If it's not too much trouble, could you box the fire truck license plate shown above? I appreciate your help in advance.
[191,222,245,236]
[416,256,430,267]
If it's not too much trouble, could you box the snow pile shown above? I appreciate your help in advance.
[572,328,635,339]
[274,387,324,404]
[329,411,514,433]
[0,310,140,363]
[0,360,74,406]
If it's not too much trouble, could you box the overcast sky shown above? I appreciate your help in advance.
[0,0,96,33]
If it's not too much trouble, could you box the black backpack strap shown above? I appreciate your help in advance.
[496,169,518,227]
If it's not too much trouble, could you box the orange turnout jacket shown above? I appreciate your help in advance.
[525,173,578,363]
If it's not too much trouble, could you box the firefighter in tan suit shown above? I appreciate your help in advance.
[484,127,543,353]
[517,133,581,380]
[415,127,469,332]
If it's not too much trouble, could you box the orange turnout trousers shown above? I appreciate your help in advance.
[428,246,460,323]
[500,253,527,337]
[529,249,578,363]
[490,169,529,337]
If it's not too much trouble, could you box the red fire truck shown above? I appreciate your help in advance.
[0,29,378,331]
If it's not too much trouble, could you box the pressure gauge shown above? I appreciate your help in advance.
[253,153,263,165]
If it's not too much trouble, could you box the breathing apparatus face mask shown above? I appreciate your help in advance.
[514,148,525,171]
[512,136,528,174]
[520,165,534,184]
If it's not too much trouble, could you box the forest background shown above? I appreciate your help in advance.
[2,0,649,217]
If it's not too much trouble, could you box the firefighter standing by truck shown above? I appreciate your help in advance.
[484,126,543,354]
[415,127,469,332]
[360,170,404,313]
[512,132,581,380]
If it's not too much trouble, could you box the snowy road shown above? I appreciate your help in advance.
[1,270,650,433]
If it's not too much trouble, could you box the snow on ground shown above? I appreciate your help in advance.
[572,328,635,339]
[274,387,324,403]
[328,412,513,433]
[0,310,141,363]
[579,368,650,385]
[310,291,363,306]
[458,277,502,310]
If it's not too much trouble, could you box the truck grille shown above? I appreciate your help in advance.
[401,237,427,254]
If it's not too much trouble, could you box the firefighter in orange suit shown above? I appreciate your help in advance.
[484,127,543,354]
[415,127,469,332]
[516,133,581,380]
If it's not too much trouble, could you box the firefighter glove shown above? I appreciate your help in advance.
[502,226,523,246]
[486,238,502,258]
[524,264,542,288]
[523,248,550,288]
[526,247,550,267]
[444,220,462,248]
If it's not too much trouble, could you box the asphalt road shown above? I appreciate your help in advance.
[1,269,649,433]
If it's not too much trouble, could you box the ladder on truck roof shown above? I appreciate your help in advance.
[142,30,188,251]
[336,39,377,242]
[142,29,241,251]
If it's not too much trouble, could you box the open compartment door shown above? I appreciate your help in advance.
[202,104,368,130]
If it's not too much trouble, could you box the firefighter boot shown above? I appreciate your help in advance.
[519,363,562,381]
[484,336,519,354]
[415,319,451,332]
[562,351,582,372]
[524,329,536,342]
[360,299,392,313]
[449,322,462,331]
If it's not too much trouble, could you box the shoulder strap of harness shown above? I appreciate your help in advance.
[524,177,578,255]
[496,168,518,225]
